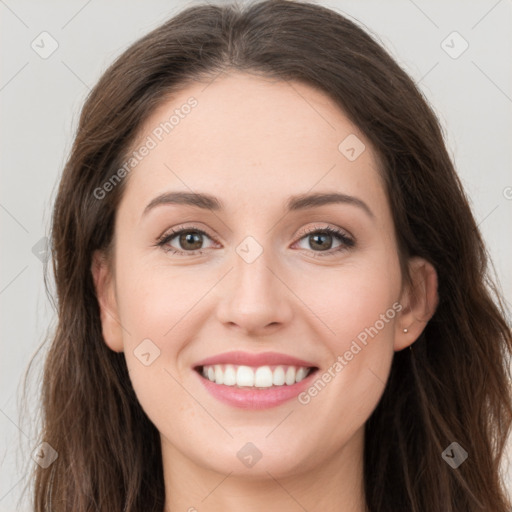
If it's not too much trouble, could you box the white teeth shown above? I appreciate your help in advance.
[199,364,313,388]
[295,367,307,382]
[285,366,296,385]
[214,365,223,385]
[236,365,254,386]
[254,366,273,388]
[223,364,236,386]
[272,366,285,386]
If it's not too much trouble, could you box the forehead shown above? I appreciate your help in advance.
[119,72,387,220]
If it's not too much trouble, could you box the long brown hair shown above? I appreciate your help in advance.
[26,0,512,510]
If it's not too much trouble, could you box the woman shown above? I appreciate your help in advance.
[30,0,512,510]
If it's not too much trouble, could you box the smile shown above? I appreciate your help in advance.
[198,363,314,388]
[193,353,320,409]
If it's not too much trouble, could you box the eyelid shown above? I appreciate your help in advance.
[296,223,353,240]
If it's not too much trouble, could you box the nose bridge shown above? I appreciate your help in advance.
[215,233,292,332]
[235,236,274,295]
[233,234,280,303]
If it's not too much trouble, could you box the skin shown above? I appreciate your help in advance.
[92,71,438,512]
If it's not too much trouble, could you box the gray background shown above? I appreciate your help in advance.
[1,0,511,509]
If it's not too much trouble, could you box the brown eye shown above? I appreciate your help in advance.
[294,226,355,256]
[308,232,334,251]
[178,231,204,251]
[157,226,216,255]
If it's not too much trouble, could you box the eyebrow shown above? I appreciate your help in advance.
[142,191,374,219]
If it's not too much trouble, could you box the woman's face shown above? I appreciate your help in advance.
[94,72,432,480]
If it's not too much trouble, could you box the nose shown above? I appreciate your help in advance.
[215,247,293,336]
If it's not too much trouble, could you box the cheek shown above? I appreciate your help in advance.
[115,262,199,430]
[115,256,197,343]
[300,254,401,348]
[295,256,400,417]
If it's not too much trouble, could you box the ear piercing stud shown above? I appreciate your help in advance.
[403,328,408,333]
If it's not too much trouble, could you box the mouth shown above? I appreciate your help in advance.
[194,363,319,389]
[192,350,320,409]
[193,363,320,409]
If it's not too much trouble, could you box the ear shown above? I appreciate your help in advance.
[91,250,124,353]
[394,256,438,351]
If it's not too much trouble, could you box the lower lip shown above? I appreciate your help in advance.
[195,368,318,410]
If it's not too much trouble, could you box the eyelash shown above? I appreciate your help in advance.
[155,224,355,258]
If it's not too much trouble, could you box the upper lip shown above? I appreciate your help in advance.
[194,351,318,369]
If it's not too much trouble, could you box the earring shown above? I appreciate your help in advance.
[403,328,408,333]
